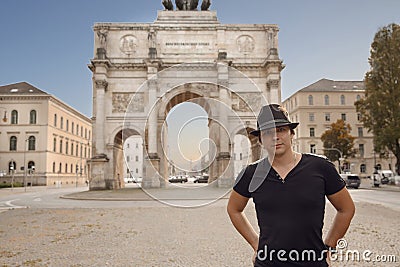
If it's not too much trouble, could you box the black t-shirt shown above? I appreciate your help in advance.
[233,154,345,267]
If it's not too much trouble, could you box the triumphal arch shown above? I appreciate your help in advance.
[88,1,284,190]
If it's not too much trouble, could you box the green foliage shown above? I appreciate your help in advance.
[355,23,400,174]
[0,182,23,188]
[321,119,356,162]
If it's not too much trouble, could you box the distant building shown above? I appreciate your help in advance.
[283,79,394,177]
[123,135,143,179]
[0,82,92,186]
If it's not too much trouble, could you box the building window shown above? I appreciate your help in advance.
[66,120,69,131]
[310,128,315,137]
[325,113,331,122]
[340,95,345,105]
[10,136,17,151]
[135,156,139,162]
[358,127,363,137]
[81,126,83,137]
[76,124,79,136]
[28,136,36,151]
[66,142,69,154]
[126,156,130,162]
[9,161,16,174]
[71,143,74,155]
[357,113,362,121]
[60,117,64,129]
[52,162,56,173]
[80,144,83,157]
[136,168,139,174]
[28,161,35,172]
[360,164,366,173]
[53,138,56,152]
[72,122,74,134]
[88,130,91,140]
[309,113,315,122]
[359,144,365,157]
[11,110,18,124]
[54,114,57,127]
[84,147,87,158]
[71,164,73,173]
[59,163,62,173]
[308,95,313,105]
[341,113,346,121]
[65,163,68,173]
[76,144,79,156]
[30,110,37,124]
[324,95,329,105]
[60,140,63,154]
[136,143,139,149]
[310,144,316,154]
[240,153,243,160]
[85,128,87,139]
[356,95,361,101]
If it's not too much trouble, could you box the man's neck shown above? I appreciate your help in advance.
[268,150,295,167]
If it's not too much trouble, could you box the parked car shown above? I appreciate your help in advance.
[168,175,188,183]
[340,174,361,189]
[193,175,209,183]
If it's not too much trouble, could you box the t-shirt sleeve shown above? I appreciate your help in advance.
[323,159,346,195]
[233,166,252,198]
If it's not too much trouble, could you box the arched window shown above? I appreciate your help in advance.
[340,95,346,105]
[71,143,74,155]
[54,114,57,127]
[66,141,69,154]
[324,95,329,105]
[65,163,68,173]
[9,161,16,174]
[76,144,79,156]
[356,95,361,101]
[30,110,37,124]
[11,110,18,124]
[60,117,64,129]
[360,164,366,173]
[28,161,35,172]
[308,95,313,105]
[70,164,73,173]
[53,138,57,152]
[59,163,62,173]
[60,140,63,153]
[53,162,56,173]
[28,136,36,151]
[10,136,17,151]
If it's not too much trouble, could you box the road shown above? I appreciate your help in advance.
[0,186,399,211]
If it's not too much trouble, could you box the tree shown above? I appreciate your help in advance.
[355,23,400,174]
[321,119,356,164]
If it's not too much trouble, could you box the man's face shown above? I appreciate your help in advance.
[260,126,293,156]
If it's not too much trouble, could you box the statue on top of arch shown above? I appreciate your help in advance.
[162,0,211,11]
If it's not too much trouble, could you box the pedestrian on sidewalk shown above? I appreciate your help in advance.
[227,104,355,266]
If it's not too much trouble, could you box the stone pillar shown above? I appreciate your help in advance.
[142,62,162,188]
[216,63,234,188]
[89,156,109,190]
[94,79,108,155]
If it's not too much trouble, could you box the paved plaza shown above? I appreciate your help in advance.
[0,182,399,267]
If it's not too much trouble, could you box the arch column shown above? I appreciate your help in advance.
[143,61,162,188]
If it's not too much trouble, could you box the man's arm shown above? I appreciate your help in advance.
[324,187,355,248]
[227,190,259,251]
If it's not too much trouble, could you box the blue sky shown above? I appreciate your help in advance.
[1,0,399,117]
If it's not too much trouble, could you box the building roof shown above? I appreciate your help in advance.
[298,78,364,92]
[0,82,49,95]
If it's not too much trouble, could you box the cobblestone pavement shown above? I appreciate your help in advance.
[0,193,399,266]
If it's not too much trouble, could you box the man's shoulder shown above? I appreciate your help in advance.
[303,153,329,161]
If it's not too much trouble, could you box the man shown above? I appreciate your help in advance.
[227,104,355,266]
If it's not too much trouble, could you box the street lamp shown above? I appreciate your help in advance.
[0,107,7,123]
[23,138,28,192]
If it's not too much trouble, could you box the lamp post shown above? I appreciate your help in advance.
[322,147,343,174]
[10,162,15,191]
[23,138,28,192]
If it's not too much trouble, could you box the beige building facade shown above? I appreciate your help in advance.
[0,82,92,186]
[283,79,394,177]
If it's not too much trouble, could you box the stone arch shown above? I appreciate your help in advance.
[110,127,143,189]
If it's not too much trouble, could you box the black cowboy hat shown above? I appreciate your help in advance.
[250,104,299,136]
